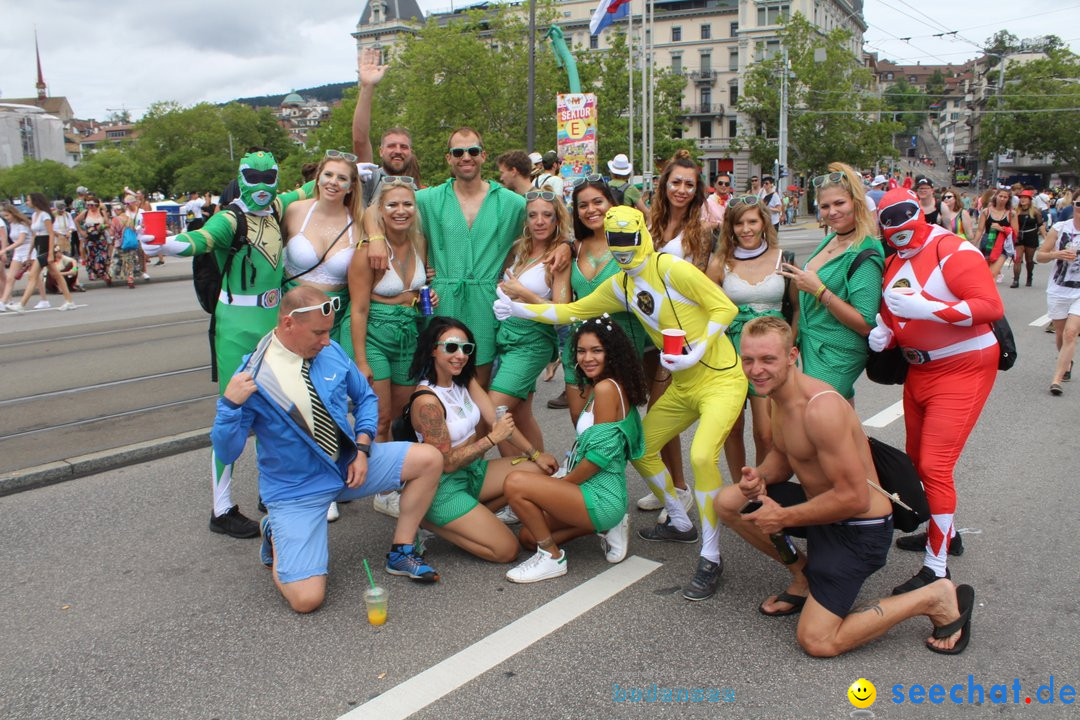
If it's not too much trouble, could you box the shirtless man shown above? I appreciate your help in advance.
[714,316,975,657]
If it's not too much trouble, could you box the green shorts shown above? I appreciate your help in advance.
[490,318,557,400]
[425,459,489,526]
[341,301,420,385]
[580,473,629,532]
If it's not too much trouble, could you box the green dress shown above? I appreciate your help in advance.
[416,179,525,366]
[797,234,884,398]
[572,397,645,533]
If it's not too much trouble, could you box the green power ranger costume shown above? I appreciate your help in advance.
[143,150,314,527]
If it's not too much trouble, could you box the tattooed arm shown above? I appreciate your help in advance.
[411,395,497,473]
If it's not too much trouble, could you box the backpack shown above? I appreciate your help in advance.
[390,388,443,442]
[608,181,627,207]
[867,437,929,533]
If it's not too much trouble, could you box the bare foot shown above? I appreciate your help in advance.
[925,578,962,651]
[760,574,809,614]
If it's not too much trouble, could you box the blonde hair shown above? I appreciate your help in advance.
[314,155,364,229]
[716,199,777,271]
[743,315,794,350]
[1,203,30,226]
[510,195,573,275]
[815,162,877,242]
[366,179,426,260]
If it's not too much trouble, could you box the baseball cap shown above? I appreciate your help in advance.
[542,150,559,164]
[528,152,543,165]
[1019,190,1034,198]
[871,175,887,186]
[608,153,632,175]
[915,176,933,188]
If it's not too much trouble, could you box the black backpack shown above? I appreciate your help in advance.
[390,389,442,442]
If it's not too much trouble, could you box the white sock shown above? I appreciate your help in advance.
[212,451,234,517]
[922,513,954,577]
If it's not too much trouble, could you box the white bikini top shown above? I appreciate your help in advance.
[657,231,686,259]
[372,243,425,297]
[419,380,480,448]
[503,260,551,300]
[284,204,355,286]
[722,252,785,311]
[575,378,627,436]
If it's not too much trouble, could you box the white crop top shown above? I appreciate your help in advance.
[657,231,686,259]
[372,244,425,297]
[30,211,50,235]
[419,380,480,448]
[503,260,551,300]
[722,269,785,314]
[284,204,355,287]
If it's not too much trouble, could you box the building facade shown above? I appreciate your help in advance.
[0,103,67,169]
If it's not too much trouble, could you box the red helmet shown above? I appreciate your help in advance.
[878,188,931,252]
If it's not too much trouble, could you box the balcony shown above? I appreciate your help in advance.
[696,138,736,153]
[681,104,726,117]
[690,70,718,84]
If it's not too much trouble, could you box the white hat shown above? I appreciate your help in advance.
[871,175,887,187]
[528,152,543,165]
[608,153,632,176]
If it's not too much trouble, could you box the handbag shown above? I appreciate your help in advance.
[867,437,929,533]
[992,316,1017,371]
[120,226,140,251]
[866,345,908,385]
[390,388,442,442]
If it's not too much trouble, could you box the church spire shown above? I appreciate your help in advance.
[35,29,47,100]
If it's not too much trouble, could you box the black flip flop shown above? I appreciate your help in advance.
[759,592,807,617]
[926,584,974,655]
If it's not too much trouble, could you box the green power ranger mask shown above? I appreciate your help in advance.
[238,151,279,210]
[605,205,654,274]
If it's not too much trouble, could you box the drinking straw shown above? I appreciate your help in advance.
[362,559,376,590]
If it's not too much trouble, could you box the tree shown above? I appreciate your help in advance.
[979,47,1080,168]
[924,69,946,100]
[0,159,77,200]
[74,147,142,198]
[737,13,899,176]
[883,79,929,135]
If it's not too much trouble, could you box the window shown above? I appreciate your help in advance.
[729,48,739,71]
[886,72,894,80]
[728,118,737,137]
[700,120,712,138]
[701,88,712,108]
[700,52,711,73]
[590,34,599,49]
[701,24,711,40]
[671,54,682,74]
[730,21,738,37]
[672,26,682,42]
[729,84,738,105]
[757,4,789,26]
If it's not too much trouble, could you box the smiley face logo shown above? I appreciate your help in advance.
[848,678,876,708]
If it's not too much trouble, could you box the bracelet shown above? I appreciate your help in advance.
[485,434,494,449]
[368,234,386,244]
[813,284,827,302]
[527,449,541,462]
[823,290,834,308]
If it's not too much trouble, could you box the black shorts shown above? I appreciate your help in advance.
[33,235,50,265]
[766,481,892,618]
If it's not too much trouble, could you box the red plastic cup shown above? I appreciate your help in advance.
[661,328,686,355]
[142,210,167,244]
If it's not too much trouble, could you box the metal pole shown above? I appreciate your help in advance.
[778,47,788,180]
[628,2,634,169]
[527,0,536,152]
[989,55,1005,188]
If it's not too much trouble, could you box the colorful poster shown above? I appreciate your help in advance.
[557,93,598,194]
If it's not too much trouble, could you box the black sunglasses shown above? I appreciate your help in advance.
[325,149,358,163]
[448,146,483,158]
[525,190,558,202]
[437,341,475,355]
[715,180,731,186]
[570,174,606,189]
[288,296,342,317]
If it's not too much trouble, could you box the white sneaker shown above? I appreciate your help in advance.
[657,486,695,525]
[34,300,51,310]
[0,303,6,313]
[636,492,664,511]
[327,501,340,522]
[58,302,77,311]
[372,491,401,518]
[141,272,151,280]
[9,302,26,313]
[506,547,567,583]
[599,514,629,564]
[495,505,519,524]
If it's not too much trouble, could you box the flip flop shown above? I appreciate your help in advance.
[926,584,974,655]
[758,592,807,617]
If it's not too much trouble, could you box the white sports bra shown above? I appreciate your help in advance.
[575,378,627,435]
[284,203,355,287]
[503,260,551,300]
[657,231,686,259]
[419,380,480,448]
[372,244,425,297]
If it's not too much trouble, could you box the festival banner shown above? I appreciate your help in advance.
[557,93,598,198]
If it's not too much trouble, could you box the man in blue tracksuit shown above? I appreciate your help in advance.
[211,286,442,613]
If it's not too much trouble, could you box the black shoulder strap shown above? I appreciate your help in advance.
[846,247,880,281]
[219,204,249,304]
[408,388,444,416]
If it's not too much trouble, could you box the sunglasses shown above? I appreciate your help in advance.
[570,174,606,189]
[448,146,483,158]
[437,341,475,355]
[729,195,762,207]
[288,296,342,317]
[379,175,417,190]
[942,195,955,200]
[525,190,558,201]
[1074,202,1080,208]
[325,149,358,163]
[715,181,731,186]
[811,172,846,188]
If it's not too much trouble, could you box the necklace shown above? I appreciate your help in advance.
[733,239,769,260]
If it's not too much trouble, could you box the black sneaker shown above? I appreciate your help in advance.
[547,390,569,409]
[209,505,260,538]
[682,556,723,601]
[637,517,699,544]
[895,531,964,556]
[891,565,949,595]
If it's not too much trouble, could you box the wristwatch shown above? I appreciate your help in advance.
[356,442,372,457]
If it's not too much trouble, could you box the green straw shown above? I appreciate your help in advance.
[362,559,376,590]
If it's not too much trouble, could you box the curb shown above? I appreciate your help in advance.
[0,427,212,498]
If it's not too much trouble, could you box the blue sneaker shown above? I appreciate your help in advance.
[386,544,440,583]
[259,515,273,568]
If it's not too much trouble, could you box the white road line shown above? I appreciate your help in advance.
[341,556,662,720]
[862,400,905,428]
[1030,314,1050,327]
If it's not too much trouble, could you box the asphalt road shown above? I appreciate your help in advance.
[1,227,1077,720]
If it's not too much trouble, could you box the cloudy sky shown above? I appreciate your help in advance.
[1,0,1076,122]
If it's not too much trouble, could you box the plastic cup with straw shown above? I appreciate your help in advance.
[362,559,387,625]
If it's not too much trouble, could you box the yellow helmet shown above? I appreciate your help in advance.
[604,205,654,271]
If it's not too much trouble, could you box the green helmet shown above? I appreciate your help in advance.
[237,150,279,210]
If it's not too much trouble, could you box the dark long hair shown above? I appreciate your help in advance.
[571,180,617,241]
[649,150,710,268]
[28,193,53,217]
[572,317,648,407]
[410,317,478,387]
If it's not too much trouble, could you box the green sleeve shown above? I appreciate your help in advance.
[276,180,316,214]
[172,212,238,258]
[845,240,885,326]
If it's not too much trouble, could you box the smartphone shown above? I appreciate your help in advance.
[739,499,763,515]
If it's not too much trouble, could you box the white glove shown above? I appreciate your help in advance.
[883,289,947,322]
[141,236,191,257]
[493,286,530,322]
[868,313,894,353]
[659,337,707,372]
[357,162,380,182]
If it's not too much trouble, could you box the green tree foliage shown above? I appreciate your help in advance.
[883,79,929,135]
[0,159,77,200]
[74,147,141,198]
[979,47,1080,168]
[737,13,899,176]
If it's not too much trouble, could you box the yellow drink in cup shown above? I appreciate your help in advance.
[364,586,388,626]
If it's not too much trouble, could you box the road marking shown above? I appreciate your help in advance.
[862,400,904,428]
[341,556,662,720]
[1030,314,1050,327]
